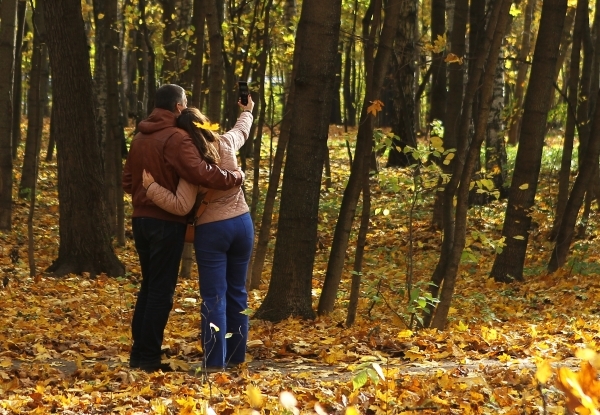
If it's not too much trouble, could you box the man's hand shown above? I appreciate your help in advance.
[235,168,245,186]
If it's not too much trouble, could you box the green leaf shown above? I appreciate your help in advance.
[352,371,368,390]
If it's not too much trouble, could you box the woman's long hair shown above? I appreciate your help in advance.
[177,107,221,164]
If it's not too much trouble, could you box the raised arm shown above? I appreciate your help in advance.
[143,170,198,216]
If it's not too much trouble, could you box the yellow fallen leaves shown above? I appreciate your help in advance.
[536,349,600,414]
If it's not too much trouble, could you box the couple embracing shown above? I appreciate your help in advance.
[122,84,255,373]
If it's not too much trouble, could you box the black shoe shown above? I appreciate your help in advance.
[129,358,140,368]
[140,362,173,373]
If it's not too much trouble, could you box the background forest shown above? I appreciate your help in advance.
[3,0,600,413]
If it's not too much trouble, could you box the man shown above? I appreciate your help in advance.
[122,84,243,373]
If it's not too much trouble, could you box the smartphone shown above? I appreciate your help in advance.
[238,81,249,105]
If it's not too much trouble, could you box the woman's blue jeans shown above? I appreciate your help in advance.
[194,213,253,369]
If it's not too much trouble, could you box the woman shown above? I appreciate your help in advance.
[142,96,254,371]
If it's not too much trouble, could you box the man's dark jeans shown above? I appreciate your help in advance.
[130,217,186,367]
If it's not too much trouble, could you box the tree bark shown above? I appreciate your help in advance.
[507,0,535,145]
[386,0,418,167]
[253,0,342,322]
[189,0,205,108]
[318,0,402,315]
[429,0,446,126]
[105,0,126,244]
[429,0,513,329]
[424,0,510,328]
[490,0,568,282]
[11,0,26,160]
[430,0,467,227]
[43,0,124,277]
[485,49,508,200]
[206,0,224,122]
[549,0,587,241]
[548,87,600,272]
[19,0,48,199]
[0,0,18,230]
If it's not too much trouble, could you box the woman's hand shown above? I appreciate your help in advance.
[238,94,254,113]
[142,169,155,190]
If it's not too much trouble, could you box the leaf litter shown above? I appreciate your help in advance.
[1,131,600,413]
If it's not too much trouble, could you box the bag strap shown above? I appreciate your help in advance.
[192,190,215,225]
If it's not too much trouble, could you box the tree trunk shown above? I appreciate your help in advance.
[0,0,18,230]
[189,0,205,108]
[253,0,342,322]
[485,50,508,200]
[19,0,48,199]
[549,0,586,241]
[385,0,418,168]
[429,0,513,330]
[429,0,446,127]
[548,87,600,272]
[507,0,535,145]
[105,0,126,245]
[318,0,402,315]
[430,0,468,228]
[11,0,26,160]
[139,0,156,114]
[206,0,224,122]
[43,0,124,277]
[423,0,510,328]
[490,0,568,283]
[343,0,359,129]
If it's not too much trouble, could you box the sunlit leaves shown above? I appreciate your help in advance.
[367,100,384,116]
[193,121,220,131]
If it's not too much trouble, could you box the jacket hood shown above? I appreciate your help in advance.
[137,108,178,134]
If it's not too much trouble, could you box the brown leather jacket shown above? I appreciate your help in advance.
[122,108,242,224]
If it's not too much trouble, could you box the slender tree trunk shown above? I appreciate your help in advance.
[550,0,587,241]
[318,0,402,315]
[45,105,56,161]
[254,0,342,322]
[43,0,124,277]
[423,0,509,327]
[549,88,600,272]
[490,0,568,282]
[346,160,371,327]
[431,0,468,227]
[386,0,418,167]
[189,0,206,108]
[507,0,535,145]
[19,0,48,199]
[248,72,294,290]
[485,50,508,199]
[0,0,18,230]
[105,0,125,244]
[206,0,224,122]
[429,0,513,329]
[139,0,156,114]
[429,0,446,127]
[11,0,26,160]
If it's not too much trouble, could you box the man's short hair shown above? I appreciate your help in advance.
[155,84,186,112]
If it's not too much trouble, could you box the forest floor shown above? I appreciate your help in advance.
[2,128,600,414]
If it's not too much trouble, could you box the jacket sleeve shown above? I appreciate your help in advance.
[220,112,253,152]
[145,178,198,216]
[122,156,132,194]
[165,132,243,190]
